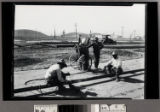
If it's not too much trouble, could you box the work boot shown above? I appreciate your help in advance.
[115,75,120,82]
[115,78,120,82]
[58,86,66,91]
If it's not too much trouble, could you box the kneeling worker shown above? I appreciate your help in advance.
[45,59,75,91]
[103,51,123,82]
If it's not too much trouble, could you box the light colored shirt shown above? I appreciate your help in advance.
[81,38,86,44]
[79,37,90,45]
[107,58,122,68]
[45,64,65,82]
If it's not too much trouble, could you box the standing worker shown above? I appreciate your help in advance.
[90,37,104,70]
[77,35,91,70]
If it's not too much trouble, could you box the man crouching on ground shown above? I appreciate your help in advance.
[103,51,123,82]
[45,59,79,91]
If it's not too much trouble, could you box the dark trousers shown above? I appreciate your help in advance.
[94,53,100,68]
[46,72,77,91]
[104,65,123,79]
[84,54,89,70]
[46,72,68,89]
[79,53,89,70]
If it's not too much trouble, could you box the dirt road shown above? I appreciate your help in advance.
[14,58,144,99]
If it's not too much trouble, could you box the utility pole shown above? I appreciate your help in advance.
[62,30,65,38]
[112,32,115,39]
[35,28,38,40]
[121,26,124,38]
[90,30,92,38]
[75,23,78,38]
[51,31,52,37]
[130,33,132,42]
[133,30,136,38]
[51,29,53,37]
[54,28,56,38]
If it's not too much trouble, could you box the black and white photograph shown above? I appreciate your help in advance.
[14,4,145,99]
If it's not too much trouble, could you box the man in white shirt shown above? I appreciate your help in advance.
[45,59,71,90]
[103,51,123,81]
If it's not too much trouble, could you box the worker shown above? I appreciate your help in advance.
[89,37,104,70]
[103,51,123,81]
[45,59,75,91]
[77,35,90,70]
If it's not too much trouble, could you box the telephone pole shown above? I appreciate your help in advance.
[62,29,65,38]
[133,30,136,38]
[54,28,56,38]
[121,26,124,38]
[90,30,92,38]
[75,23,78,38]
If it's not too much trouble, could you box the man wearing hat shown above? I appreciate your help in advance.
[89,37,104,70]
[103,51,123,81]
[45,59,71,90]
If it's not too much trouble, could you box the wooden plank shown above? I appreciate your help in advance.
[14,84,53,93]
[103,45,145,49]
[14,68,144,94]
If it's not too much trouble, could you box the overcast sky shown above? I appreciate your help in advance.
[15,4,145,38]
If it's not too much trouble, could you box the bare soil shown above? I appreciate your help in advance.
[14,46,144,71]
[14,57,144,99]
[14,44,144,99]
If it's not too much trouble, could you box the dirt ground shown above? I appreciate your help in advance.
[14,57,144,99]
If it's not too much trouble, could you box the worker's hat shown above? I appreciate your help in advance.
[112,51,118,56]
[93,37,98,41]
[57,59,67,67]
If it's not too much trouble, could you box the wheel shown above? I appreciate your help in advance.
[24,79,58,96]
[69,53,79,68]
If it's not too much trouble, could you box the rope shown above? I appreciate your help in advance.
[24,78,45,85]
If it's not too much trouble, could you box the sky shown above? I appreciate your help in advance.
[15,4,145,38]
